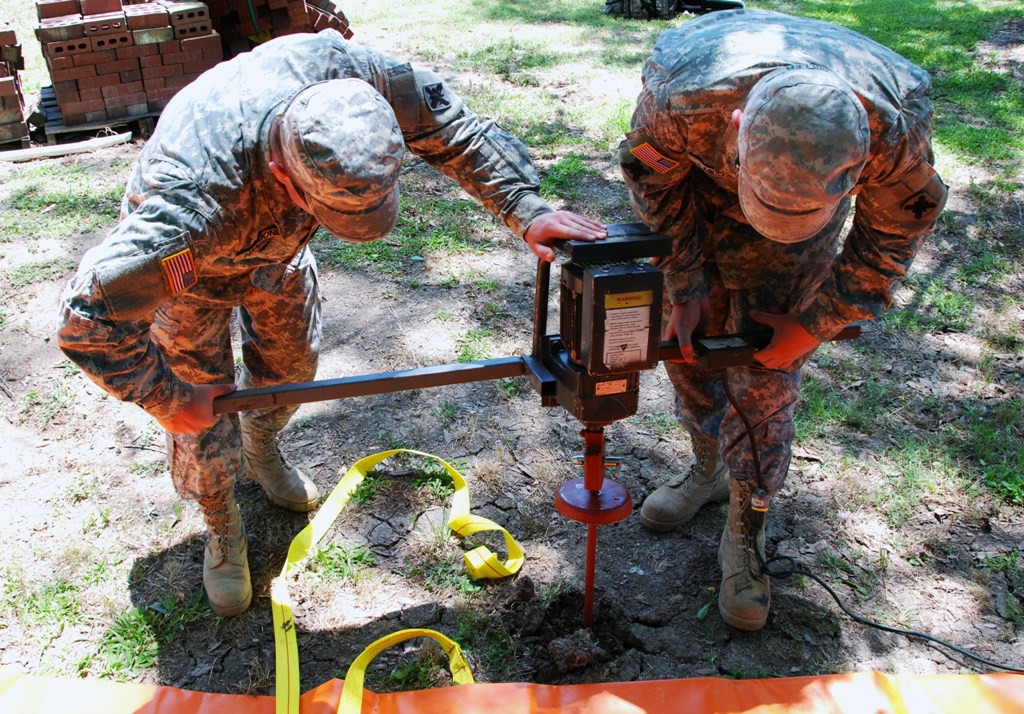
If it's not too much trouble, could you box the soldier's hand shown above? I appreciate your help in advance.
[665,299,710,364]
[750,310,821,370]
[523,211,606,263]
[158,383,236,434]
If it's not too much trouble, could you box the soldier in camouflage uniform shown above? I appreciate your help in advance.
[618,10,947,630]
[57,29,606,617]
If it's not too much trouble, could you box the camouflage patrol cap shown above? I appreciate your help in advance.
[278,78,405,242]
[738,67,870,243]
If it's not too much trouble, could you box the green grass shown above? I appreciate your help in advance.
[1,571,85,636]
[869,437,956,527]
[796,374,894,442]
[312,197,492,273]
[308,542,376,582]
[960,400,1024,503]
[453,37,560,85]
[19,375,74,427]
[630,411,683,438]
[454,610,523,681]
[455,328,497,362]
[94,590,211,680]
[0,162,130,243]
[540,153,599,201]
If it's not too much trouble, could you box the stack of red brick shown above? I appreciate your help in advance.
[35,0,224,127]
[206,0,351,56]
[0,21,30,145]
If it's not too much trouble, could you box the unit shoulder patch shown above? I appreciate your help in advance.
[423,82,451,112]
[901,191,941,220]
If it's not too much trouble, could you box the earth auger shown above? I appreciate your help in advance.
[214,223,858,627]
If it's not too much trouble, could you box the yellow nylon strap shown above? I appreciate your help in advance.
[339,628,475,714]
[272,449,524,714]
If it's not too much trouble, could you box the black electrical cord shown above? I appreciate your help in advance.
[719,367,1024,674]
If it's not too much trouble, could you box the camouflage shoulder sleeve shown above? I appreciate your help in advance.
[382,63,551,237]
[799,102,948,340]
[618,89,705,304]
[57,184,215,421]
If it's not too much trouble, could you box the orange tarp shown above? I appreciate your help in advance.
[2,668,1023,713]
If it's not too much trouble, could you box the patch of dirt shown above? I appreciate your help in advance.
[1,13,1023,703]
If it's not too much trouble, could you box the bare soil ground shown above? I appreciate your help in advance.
[1,13,1022,704]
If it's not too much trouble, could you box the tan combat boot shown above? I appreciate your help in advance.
[198,488,252,617]
[639,434,729,531]
[241,422,319,512]
[718,477,770,631]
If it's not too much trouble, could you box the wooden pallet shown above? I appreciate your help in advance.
[40,86,159,145]
[0,135,31,151]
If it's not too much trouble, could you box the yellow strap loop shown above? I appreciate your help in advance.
[272,449,524,714]
[339,628,474,714]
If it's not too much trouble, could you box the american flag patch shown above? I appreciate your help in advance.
[161,248,197,296]
[630,142,679,174]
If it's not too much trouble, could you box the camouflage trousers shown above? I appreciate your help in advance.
[150,248,321,500]
[663,173,850,493]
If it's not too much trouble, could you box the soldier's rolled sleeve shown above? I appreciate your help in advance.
[385,66,553,237]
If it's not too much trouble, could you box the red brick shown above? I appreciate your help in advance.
[36,15,85,43]
[124,3,168,30]
[161,49,204,64]
[166,2,209,27]
[119,68,142,82]
[142,75,164,90]
[105,88,146,104]
[165,72,198,90]
[52,78,77,93]
[80,0,123,16]
[0,77,16,97]
[0,122,30,142]
[179,31,219,52]
[0,27,18,46]
[141,62,180,79]
[90,32,132,50]
[36,0,82,21]
[79,86,102,102]
[115,42,157,59]
[172,20,211,39]
[157,39,181,54]
[82,11,126,35]
[101,80,143,97]
[77,72,120,90]
[46,37,92,57]
[61,97,106,113]
[46,54,74,71]
[73,49,116,65]
[181,58,215,74]
[138,53,162,68]
[53,85,80,105]
[98,57,138,74]
[50,63,97,81]
[0,107,26,124]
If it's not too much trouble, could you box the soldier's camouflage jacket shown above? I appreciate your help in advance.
[619,9,948,341]
[57,29,552,422]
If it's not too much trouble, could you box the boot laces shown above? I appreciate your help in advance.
[199,497,241,559]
